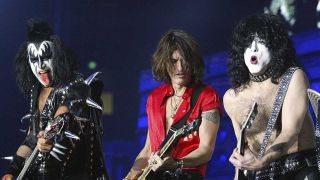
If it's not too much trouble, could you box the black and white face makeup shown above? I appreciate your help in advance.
[244,35,271,75]
[27,41,54,87]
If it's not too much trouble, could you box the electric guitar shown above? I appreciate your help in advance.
[138,118,202,180]
[235,102,258,180]
[307,89,320,120]
[17,115,69,180]
[307,89,320,171]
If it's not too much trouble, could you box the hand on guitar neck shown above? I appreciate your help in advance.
[125,118,202,180]
[230,102,258,180]
[122,152,177,180]
[147,152,178,172]
[37,130,53,153]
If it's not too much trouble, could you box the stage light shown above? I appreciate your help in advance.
[88,61,97,70]
[220,154,227,161]
[218,130,227,141]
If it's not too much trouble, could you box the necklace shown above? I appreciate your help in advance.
[170,96,182,118]
[249,68,272,82]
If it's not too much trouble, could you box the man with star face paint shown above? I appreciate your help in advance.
[124,30,222,180]
[2,20,109,180]
[224,14,320,179]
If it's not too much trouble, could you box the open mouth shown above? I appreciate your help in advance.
[38,70,52,85]
[250,55,258,65]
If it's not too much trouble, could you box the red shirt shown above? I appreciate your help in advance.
[146,83,222,176]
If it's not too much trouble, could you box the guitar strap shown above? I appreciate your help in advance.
[159,84,206,149]
[257,67,299,159]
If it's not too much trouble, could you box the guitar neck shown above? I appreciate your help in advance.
[238,132,245,155]
[235,133,246,180]
[137,165,152,180]
[158,134,176,157]
[138,133,178,180]
[17,146,39,180]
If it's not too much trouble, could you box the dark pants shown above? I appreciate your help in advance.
[153,170,204,180]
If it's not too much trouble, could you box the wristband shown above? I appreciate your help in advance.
[176,159,184,171]
[4,155,25,176]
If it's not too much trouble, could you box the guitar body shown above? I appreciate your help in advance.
[138,118,202,180]
[237,170,246,180]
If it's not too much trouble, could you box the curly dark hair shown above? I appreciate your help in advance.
[228,13,300,89]
[152,29,204,84]
[15,19,77,95]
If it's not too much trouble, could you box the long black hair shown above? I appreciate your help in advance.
[15,19,77,95]
[228,13,300,89]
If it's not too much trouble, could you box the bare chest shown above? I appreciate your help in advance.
[232,83,280,135]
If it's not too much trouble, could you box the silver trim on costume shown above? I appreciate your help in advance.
[1,156,13,161]
[50,151,62,161]
[64,131,80,140]
[258,67,298,159]
[54,143,67,149]
[86,98,102,110]
[84,72,101,85]
[74,115,90,122]
[19,114,32,133]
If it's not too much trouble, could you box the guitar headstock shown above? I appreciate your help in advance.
[44,114,70,140]
[240,102,258,133]
[176,118,202,137]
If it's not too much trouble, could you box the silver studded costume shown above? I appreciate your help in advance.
[21,72,108,180]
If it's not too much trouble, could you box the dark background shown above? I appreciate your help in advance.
[0,0,319,179]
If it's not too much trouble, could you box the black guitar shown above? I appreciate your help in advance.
[235,102,258,180]
[138,118,202,180]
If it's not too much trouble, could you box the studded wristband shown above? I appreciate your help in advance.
[176,159,184,171]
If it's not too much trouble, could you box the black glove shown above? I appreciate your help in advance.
[3,155,25,176]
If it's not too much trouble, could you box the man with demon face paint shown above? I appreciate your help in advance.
[224,14,320,179]
[27,40,54,87]
[2,20,109,180]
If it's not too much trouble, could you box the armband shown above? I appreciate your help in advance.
[4,155,25,176]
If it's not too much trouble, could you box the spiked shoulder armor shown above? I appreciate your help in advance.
[56,72,103,114]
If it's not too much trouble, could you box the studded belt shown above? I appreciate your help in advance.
[254,148,318,179]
